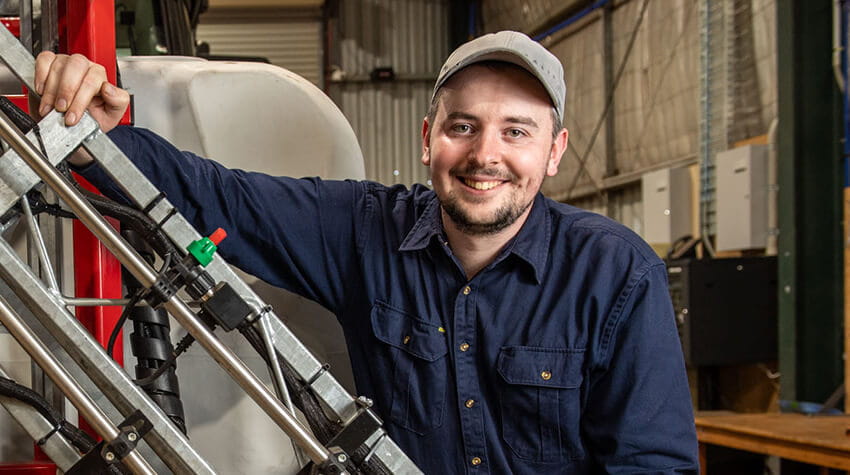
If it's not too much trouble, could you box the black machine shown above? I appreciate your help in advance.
[667,256,778,367]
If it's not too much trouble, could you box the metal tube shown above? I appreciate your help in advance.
[20,195,60,292]
[258,311,307,467]
[63,297,132,306]
[0,295,156,475]
[0,113,332,464]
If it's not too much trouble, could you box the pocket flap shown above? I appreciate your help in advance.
[371,300,448,362]
[497,346,585,389]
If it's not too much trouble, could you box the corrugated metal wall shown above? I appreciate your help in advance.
[482,0,587,34]
[329,0,449,186]
[197,8,323,87]
[542,0,701,201]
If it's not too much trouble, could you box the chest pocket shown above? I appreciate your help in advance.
[497,346,585,463]
[371,300,448,435]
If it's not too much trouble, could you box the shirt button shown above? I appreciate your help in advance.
[403,335,411,344]
[465,399,475,408]
[459,342,470,352]
[471,457,482,466]
[462,285,471,295]
[541,370,552,380]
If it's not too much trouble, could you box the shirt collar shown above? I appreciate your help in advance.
[399,193,551,284]
[503,193,551,284]
[399,194,444,251]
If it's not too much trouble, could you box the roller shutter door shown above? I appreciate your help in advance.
[197,8,322,87]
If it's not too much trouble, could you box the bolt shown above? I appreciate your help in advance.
[127,432,138,442]
[336,453,348,463]
[104,452,115,462]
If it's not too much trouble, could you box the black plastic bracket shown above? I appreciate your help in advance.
[200,282,254,331]
[326,397,382,460]
[103,410,153,460]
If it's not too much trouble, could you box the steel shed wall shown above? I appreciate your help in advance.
[197,8,323,87]
[330,0,448,186]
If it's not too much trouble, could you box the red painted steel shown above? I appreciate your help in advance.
[0,463,56,474]
[0,17,20,37]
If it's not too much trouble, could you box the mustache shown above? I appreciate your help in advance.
[449,166,516,181]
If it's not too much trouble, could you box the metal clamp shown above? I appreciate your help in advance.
[102,410,153,462]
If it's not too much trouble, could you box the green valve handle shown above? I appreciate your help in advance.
[187,228,227,267]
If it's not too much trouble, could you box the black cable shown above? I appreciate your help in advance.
[133,332,195,387]
[0,376,96,453]
[105,290,143,359]
[240,325,392,475]
[106,251,174,359]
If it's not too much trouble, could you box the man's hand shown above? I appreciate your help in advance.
[33,52,130,133]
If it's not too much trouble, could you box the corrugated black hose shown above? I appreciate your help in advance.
[240,325,392,475]
[0,376,96,453]
[121,229,187,435]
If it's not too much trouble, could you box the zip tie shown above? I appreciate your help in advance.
[363,433,387,463]
[306,363,330,387]
[36,422,62,446]
[142,191,166,213]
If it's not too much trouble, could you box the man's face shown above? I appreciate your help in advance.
[422,64,568,236]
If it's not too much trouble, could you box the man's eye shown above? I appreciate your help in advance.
[507,128,525,138]
[452,124,472,133]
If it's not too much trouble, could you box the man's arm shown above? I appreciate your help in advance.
[583,263,699,473]
[78,126,363,314]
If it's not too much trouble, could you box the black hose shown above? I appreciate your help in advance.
[0,376,96,453]
[122,229,187,434]
[240,325,392,475]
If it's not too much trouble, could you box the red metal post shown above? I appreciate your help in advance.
[61,1,125,439]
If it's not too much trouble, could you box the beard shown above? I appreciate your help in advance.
[441,192,534,235]
[437,162,539,236]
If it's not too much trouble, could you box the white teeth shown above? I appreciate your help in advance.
[463,179,501,190]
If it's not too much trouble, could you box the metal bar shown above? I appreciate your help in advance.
[62,297,131,307]
[0,239,211,473]
[0,296,155,475]
[0,110,333,466]
[258,311,307,467]
[0,363,81,470]
[0,110,99,216]
[20,195,59,292]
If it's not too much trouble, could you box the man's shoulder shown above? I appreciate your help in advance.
[544,198,663,268]
[361,181,436,210]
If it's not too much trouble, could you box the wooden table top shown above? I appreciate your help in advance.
[695,411,850,469]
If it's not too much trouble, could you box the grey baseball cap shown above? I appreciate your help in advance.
[432,30,565,124]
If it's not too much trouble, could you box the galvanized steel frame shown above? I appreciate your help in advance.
[0,21,420,475]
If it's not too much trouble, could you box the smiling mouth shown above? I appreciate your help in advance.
[461,178,504,190]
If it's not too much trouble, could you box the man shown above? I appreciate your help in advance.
[34,31,698,473]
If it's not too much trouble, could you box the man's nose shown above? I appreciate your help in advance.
[469,130,502,166]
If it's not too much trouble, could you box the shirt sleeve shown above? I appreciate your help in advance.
[78,126,362,314]
[583,263,699,473]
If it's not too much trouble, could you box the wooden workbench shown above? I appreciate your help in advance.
[695,412,850,472]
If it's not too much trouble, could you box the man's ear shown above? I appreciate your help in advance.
[546,128,569,176]
[421,117,432,166]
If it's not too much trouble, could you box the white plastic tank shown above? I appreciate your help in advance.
[116,56,363,474]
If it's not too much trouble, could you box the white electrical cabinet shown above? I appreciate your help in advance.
[716,144,768,251]
[641,167,692,246]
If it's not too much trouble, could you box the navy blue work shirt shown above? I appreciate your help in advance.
[84,126,699,474]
